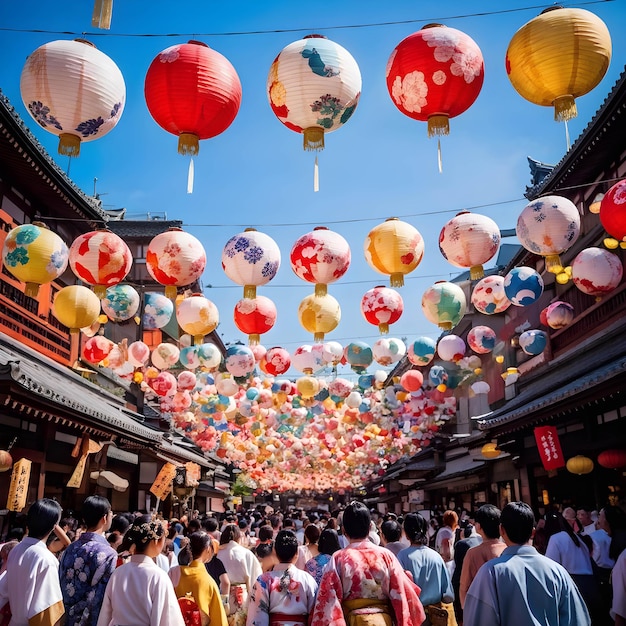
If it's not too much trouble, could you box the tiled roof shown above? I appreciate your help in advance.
[106,220,183,238]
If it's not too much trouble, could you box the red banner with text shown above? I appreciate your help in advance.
[534,426,565,471]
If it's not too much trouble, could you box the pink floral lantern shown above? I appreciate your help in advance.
[471,275,511,315]
[177,371,197,391]
[292,344,325,374]
[542,301,575,329]
[467,325,497,354]
[261,347,291,376]
[82,335,114,364]
[361,286,404,335]
[222,229,281,299]
[68,229,132,298]
[151,343,180,370]
[146,228,206,299]
[373,337,406,366]
[439,212,501,280]
[127,341,150,367]
[176,293,219,345]
[234,295,277,345]
[148,370,177,397]
[571,247,623,298]
[322,341,343,366]
[290,227,351,296]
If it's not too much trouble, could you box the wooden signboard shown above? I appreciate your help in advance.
[149,462,177,500]
[7,458,32,512]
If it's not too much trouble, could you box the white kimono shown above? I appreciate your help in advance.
[96,554,185,626]
[0,536,64,626]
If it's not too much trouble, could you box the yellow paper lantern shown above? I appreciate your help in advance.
[506,7,612,122]
[481,442,501,459]
[53,285,101,334]
[176,294,219,345]
[364,218,424,287]
[566,455,594,475]
[296,375,320,399]
[297,293,341,342]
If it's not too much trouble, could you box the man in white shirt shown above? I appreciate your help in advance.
[577,507,597,535]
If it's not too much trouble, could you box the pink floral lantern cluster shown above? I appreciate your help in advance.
[361,285,404,335]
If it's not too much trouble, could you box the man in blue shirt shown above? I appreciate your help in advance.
[59,495,117,626]
[464,501,590,626]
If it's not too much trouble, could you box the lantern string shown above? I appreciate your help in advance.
[187,158,195,194]
[0,1,614,38]
[314,156,319,193]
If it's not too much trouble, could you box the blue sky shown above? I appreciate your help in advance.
[1,1,625,379]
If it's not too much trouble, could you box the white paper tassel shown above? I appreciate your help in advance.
[565,120,571,152]
[187,157,194,194]
[437,139,443,174]
[314,156,319,192]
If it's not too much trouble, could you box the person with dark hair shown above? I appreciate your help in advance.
[97,515,185,626]
[311,501,425,626]
[464,502,590,626]
[305,528,341,585]
[205,536,231,601]
[295,523,320,569]
[256,525,274,545]
[253,541,277,573]
[247,530,317,626]
[169,531,228,626]
[0,498,65,626]
[397,512,454,625]
[380,519,405,556]
[451,519,481,625]
[217,523,262,625]
[59,495,117,626]
[459,504,505,610]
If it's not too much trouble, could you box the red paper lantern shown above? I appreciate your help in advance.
[400,370,424,392]
[261,347,291,376]
[598,449,626,469]
[361,286,404,334]
[233,296,277,345]
[600,180,626,248]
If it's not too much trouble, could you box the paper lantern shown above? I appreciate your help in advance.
[176,294,219,345]
[400,370,424,392]
[101,285,140,323]
[571,247,623,297]
[481,443,501,459]
[566,455,594,475]
[373,338,406,366]
[599,180,626,248]
[267,35,361,151]
[439,212,500,279]
[146,228,206,299]
[597,449,626,469]
[516,196,580,275]
[143,292,174,329]
[222,229,281,299]
[151,343,180,370]
[82,336,114,364]
[422,281,467,330]
[437,335,466,363]
[471,275,511,315]
[519,330,547,356]
[428,365,448,390]
[224,345,256,378]
[504,267,544,307]
[543,301,575,330]
[148,371,177,397]
[322,341,343,366]
[407,336,437,366]
[68,229,132,298]
[292,344,325,374]
[296,375,320,399]
[261,347,291,376]
[0,450,13,473]
[386,24,484,138]
[20,39,125,156]
[290,227,351,296]
[234,296,277,345]
[468,326,496,354]
[144,41,241,156]
[506,7,611,122]
[360,286,404,335]
[2,223,69,297]
[179,346,200,370]
[298,293,341,342]
[127,341,150,368]
[197,343,222,370]
[53,285,101,334]
[364,218,424,287]
[346,341,373,374]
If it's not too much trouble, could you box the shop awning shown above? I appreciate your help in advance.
[424,452,486,490]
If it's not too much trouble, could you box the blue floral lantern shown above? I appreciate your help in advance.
[102,284,140,322]
[346,341,373,374]
[407,336,437,366]
[519,329,547,356]
[143,292,174,329]
[504,267,544,307]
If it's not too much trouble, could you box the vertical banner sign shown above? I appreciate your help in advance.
[150,462,177,500]
[7,458,32,512]
[184,462,201,486]
[534,426,565,471]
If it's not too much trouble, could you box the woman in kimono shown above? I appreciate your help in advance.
[96,515,185,626]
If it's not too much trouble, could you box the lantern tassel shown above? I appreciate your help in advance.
[437,139,443,174]
[554,95,577,123]
[314,284,327,297]
[24,282,40,298]
[564,120,571,152]
[303,127,324,151]
[58,134,81,157]
[92,0,113,29]
[187,158,194,194]
[469,265,485,281]
[248,334,260,346]
[314,156,319,192]
[178,133,200,156]
[378,323,389,335]
[389,273,405,288]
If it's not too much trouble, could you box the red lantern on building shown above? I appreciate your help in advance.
[361,286,404,334]
[598,449,626,469]
[600,180,626,249]
[144,40,242,191]
[234,296,277,346]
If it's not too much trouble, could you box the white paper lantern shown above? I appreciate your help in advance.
[437,335,467,363]
[372,338,406,366]
[20,39,125,156]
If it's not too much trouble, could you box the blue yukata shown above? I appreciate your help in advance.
[463,544,590,626]
[59,532,118,626]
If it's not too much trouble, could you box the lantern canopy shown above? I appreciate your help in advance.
[566,455,594,475]
[68,229,132,298]
[361,286,404,334]
[298,292,341,342]
[20,39,125,156]
[176,294,219,344]
[386,24,485,138]
[516,196,581,275]
[101,285,140,323]
[146,228,206,299]
[234,295,277,345]
[599,180,626,248]
[571,247,623,298]
[267,34,361,151]
[365,218,424,287]
[1,223,69,297]
[471,275,511,315]
[53,285,101,334]
[222,229,281,299]
[439,212,500,280]
[422,281,467,330]
[505,7,612,122]
[290,227,351,295]
[144,40,241,156]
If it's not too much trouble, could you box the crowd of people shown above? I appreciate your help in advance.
[0,496,624,625]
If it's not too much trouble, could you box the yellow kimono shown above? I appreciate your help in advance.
[174,560,228,626]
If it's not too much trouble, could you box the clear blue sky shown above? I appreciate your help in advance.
[1,1,624,380]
